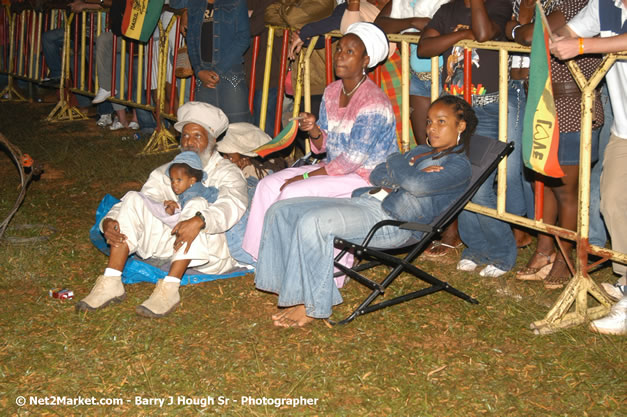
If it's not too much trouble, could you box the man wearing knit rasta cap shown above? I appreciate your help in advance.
[76,102,248,318]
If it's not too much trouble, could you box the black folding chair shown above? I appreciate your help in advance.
[331,135,514,325]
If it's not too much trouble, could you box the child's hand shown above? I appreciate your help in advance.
[164,200,179,215]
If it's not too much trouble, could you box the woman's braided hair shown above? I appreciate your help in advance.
[430,95,478,159]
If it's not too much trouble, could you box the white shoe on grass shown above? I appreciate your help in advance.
[136,279,180,318]
[456,259,478,272]
[96,113,113,127]
[479,264,507,278]
[589,297,627,336]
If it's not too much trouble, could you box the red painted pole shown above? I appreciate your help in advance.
[325,35,332,86]
[41,11,49,78]
[190,74,196,101]
[248,35,260,113]
[274,28,289,136]
[127,41,134,101]
[73,13,79,87]
[463,48,472,104]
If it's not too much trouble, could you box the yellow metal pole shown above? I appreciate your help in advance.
[95,12,102,92]
[303,35,318,114]
[496,48,509,214]
[80,10,86,90]
[400,40,410,152]
[28,11,36,79]
[259,26,274,133]
[137,43,144,104]
[430,56,438,102]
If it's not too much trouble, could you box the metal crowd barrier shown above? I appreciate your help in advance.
[1,5,627,334]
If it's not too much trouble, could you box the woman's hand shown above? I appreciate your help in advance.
[103,218,127,248]
[421,165,443,173]
[197,70,220,88]
[288,31,304,60]
[180,10,188,36]
[298,112,317,132]
[549,36,579,60]
[164,200,179,216]
[171,216,204,254]
[279,175,303,191]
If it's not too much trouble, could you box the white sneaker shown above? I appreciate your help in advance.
[479,264,507,278]
[92,87,112,104]
[136,279,181,318]
[75,275,126,311]
[96,113,113,127]
[589,297,627,335]
[601,282,627,302]
[457,259,478,272]
[128,121,140,130]
[109,120,125,131]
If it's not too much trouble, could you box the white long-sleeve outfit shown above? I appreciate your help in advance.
[101,151,248,274]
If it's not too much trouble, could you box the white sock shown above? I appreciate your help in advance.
[163,276,181,284]
[104,268,122,277]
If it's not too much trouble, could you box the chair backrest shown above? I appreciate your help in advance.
[431,135,514,232]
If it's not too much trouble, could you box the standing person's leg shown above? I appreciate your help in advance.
[600,134,627,279]
[93,31,114,103]
[590,82,613,247]
[458,99,516,276]
[215,69,253,124]
[41,28,64,80]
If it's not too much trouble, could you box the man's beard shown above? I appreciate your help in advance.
[181,140,215,167]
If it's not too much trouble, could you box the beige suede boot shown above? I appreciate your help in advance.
[75,275,126,311]
[135,279,180,318]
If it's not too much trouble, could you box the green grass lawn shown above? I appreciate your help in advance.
[0,101,624,416]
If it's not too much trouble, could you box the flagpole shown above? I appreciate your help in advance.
[535,0,555,41]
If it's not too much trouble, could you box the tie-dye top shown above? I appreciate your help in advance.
[313,78,398,182]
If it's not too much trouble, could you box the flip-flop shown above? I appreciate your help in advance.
[423,240,463,258]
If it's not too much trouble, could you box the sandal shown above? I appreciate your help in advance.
[543,258,572,289]
[516,251,556,281]
[423,240,463,258]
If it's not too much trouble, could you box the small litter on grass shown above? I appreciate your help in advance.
[49,288,74,300]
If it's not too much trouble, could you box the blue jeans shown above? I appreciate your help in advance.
[458,98,517,271]
[195,68,252,124]
[254,196,412,319]
[507,80,535,218]
[589,82,612,247]
[253,87,278,137]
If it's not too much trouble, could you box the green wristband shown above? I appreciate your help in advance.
[302,172,309,179]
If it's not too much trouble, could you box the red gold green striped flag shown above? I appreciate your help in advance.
[522,4,564,178]
[252,119,299,158]
[121,0,164,43]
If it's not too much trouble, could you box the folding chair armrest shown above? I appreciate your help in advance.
[398,222,435,233]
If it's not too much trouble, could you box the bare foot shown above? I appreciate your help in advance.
[271,306,296,321]
[273,305,314,328]
[424,220,462,257]
[514,227,532,248]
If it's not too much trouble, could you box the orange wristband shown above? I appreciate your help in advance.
[578,38,585,55]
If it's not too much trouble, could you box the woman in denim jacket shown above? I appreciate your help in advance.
[254,95,477,328]
[171,0,252,123]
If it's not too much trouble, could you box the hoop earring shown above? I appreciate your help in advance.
[426,137,432,147]
[456,132,461,144]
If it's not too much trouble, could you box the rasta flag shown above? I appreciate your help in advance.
[252,119,299,158]
[522,4,564,178]
[121,0,165,43]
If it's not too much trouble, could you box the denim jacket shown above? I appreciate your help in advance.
[170,0,250,76]
[179,183,219,208]
[353,144,471,233]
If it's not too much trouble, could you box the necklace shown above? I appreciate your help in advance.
[342,75,367,97]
